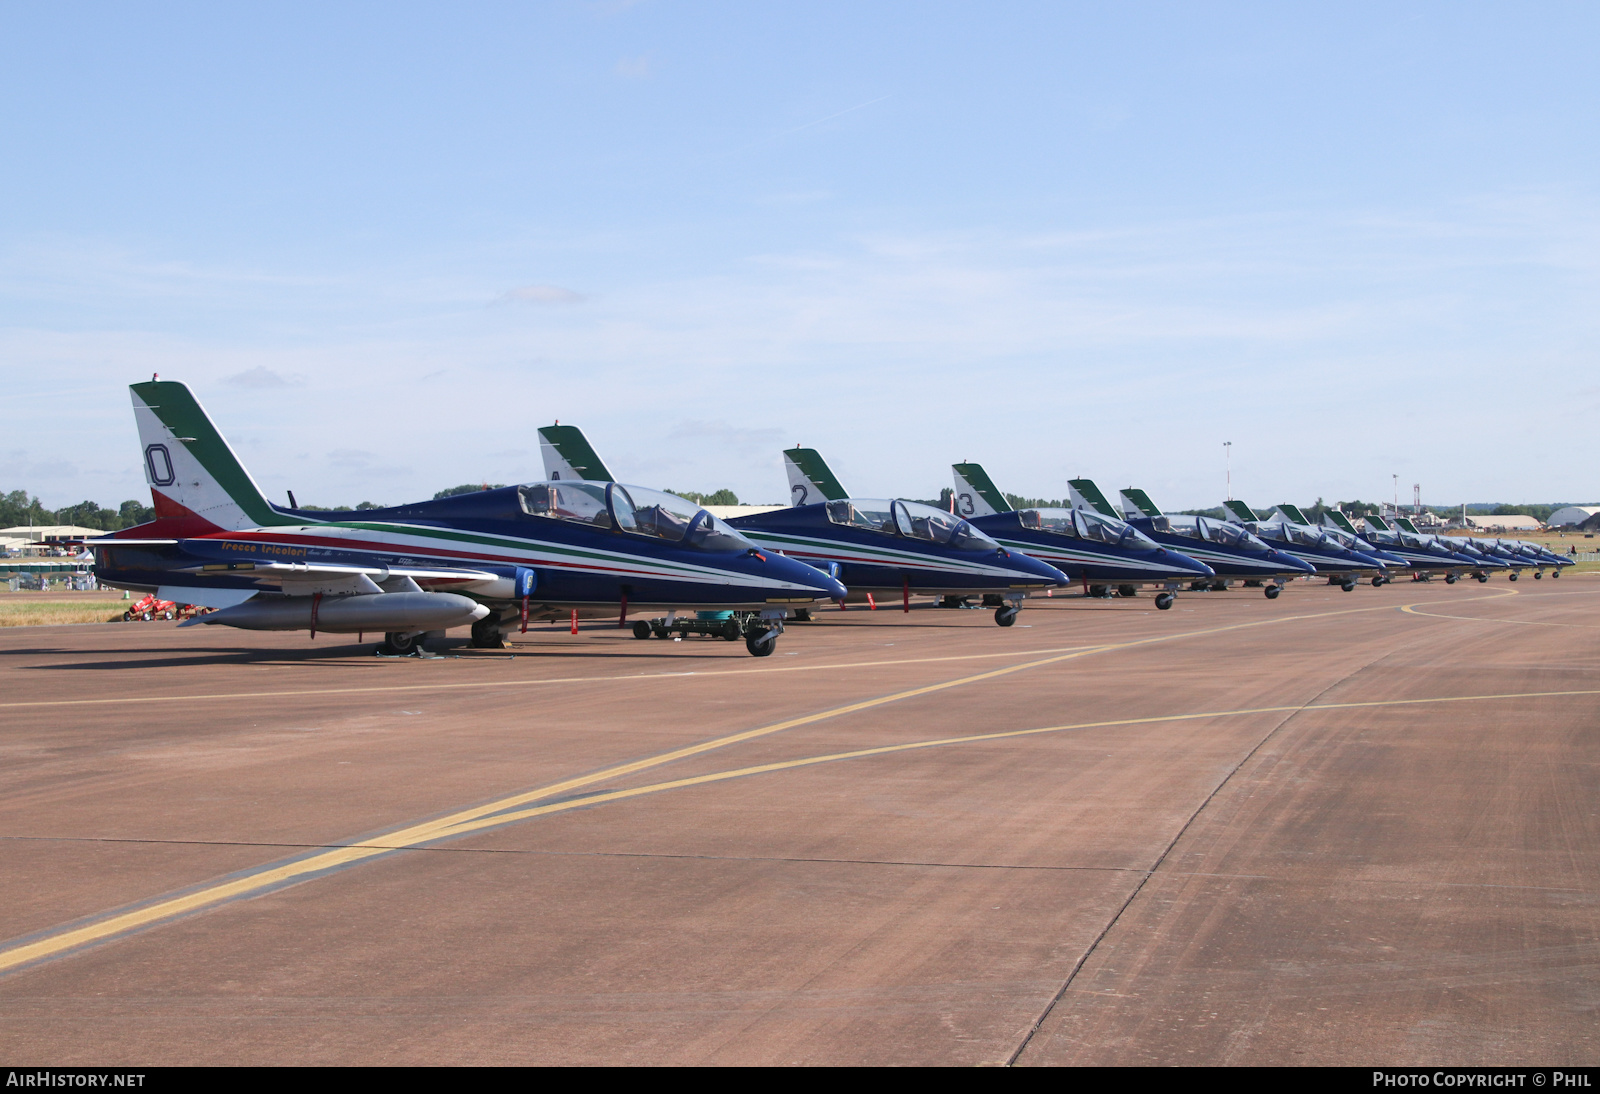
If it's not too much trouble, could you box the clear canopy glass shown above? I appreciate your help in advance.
[825,499,999,552]
[517,481,753,551]
[1019,508,1161,552]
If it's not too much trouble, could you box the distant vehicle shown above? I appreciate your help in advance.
[124,594,177,621]
[91,381,846,657]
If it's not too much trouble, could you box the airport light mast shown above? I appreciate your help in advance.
[1224,441,1233,501]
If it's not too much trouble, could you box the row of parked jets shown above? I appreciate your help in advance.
[92,381,1572,658]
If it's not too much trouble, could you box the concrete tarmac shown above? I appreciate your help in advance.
[0,579,1596,1065]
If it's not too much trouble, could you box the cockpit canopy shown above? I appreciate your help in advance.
[517,481,752,552]
[1019,508,1161,552]
[824,499,999,552]
[1157,514,1270,552]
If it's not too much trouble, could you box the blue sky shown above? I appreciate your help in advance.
[3,2,1597,511]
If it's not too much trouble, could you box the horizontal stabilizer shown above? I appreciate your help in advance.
[783,447,848,505]
[538,425,614,482]
[1067,479,1118,518]
[951,462,1011,517]
[1118,487,1161,519]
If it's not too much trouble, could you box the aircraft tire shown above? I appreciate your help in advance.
[1264,585,1281,600]
[1535,571,1543,579]
[381,631,420,655]
[1155,592,1175,610]
[745,629,776,656]
[1509,573,1519,581]
[1446,573,1459,584]
[1477,574,1489,583]
[1341,581,1356,592]
[994,605,1019,626]
[1210,582,1228,593]
[631,621,652,639]
[792,608,812,621]
[1371,576,1384,587]
[1117,585,1137,598]
[1554,569,1561,578]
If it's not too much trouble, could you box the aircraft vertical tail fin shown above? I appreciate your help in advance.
[783,447,848,506]
[538,425,615,482]
[1067,479,1119,518]
[1274,503,1311,524]
[951,462,1011,517]
[1323,510,1358,535]
[1395,517,1422,534]
[1365,514,1394,532]
[1118,487,1162,519]
[129,381,293,533]
[1222,499,1258,524]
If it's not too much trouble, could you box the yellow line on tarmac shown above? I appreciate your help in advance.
[0,589,1523,712]
[0,640,1118,974]
[418,686,1600,838]
[5,681,1594,976]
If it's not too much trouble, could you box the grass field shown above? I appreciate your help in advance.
[0,591,132,628]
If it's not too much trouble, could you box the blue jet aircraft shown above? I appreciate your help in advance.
[1220,501,1390,591]
[537,435,1070,626]
[948,465,1215,609]
[1108,485,1316,598]
[92,382,847,657]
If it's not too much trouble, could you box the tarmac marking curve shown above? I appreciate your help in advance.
[3,677,1591,978]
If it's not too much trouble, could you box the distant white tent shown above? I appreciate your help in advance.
[1548,506,1600,527]
[1461,514,1544,531]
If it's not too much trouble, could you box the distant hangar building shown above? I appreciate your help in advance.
[1548,506,1600,527]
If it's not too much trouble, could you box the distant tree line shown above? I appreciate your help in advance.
[1,490,154,530]
[665,488,740,506]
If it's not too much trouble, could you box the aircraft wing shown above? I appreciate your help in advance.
[174,560,501,596]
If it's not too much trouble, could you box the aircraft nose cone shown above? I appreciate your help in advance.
[1274,550,1316,574]
[1016,553,1069,585]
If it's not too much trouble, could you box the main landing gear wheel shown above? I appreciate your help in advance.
[1535,571,1544,579]
[1445,573,1459,584]
[1477,573,1490,583]
[744,627,777,657]
[1264,585,1282,600]
[1154,592,1175,610]
[471,617,507,648]
[1371,576,1385,587]
[1341,581,1357,592]
[631,620,652,640]
[1509,572,1519,581]
[1553,569,1562,578]
[1117,585,1137,598]
[994,605,1020,627]
[381,630,421,656]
